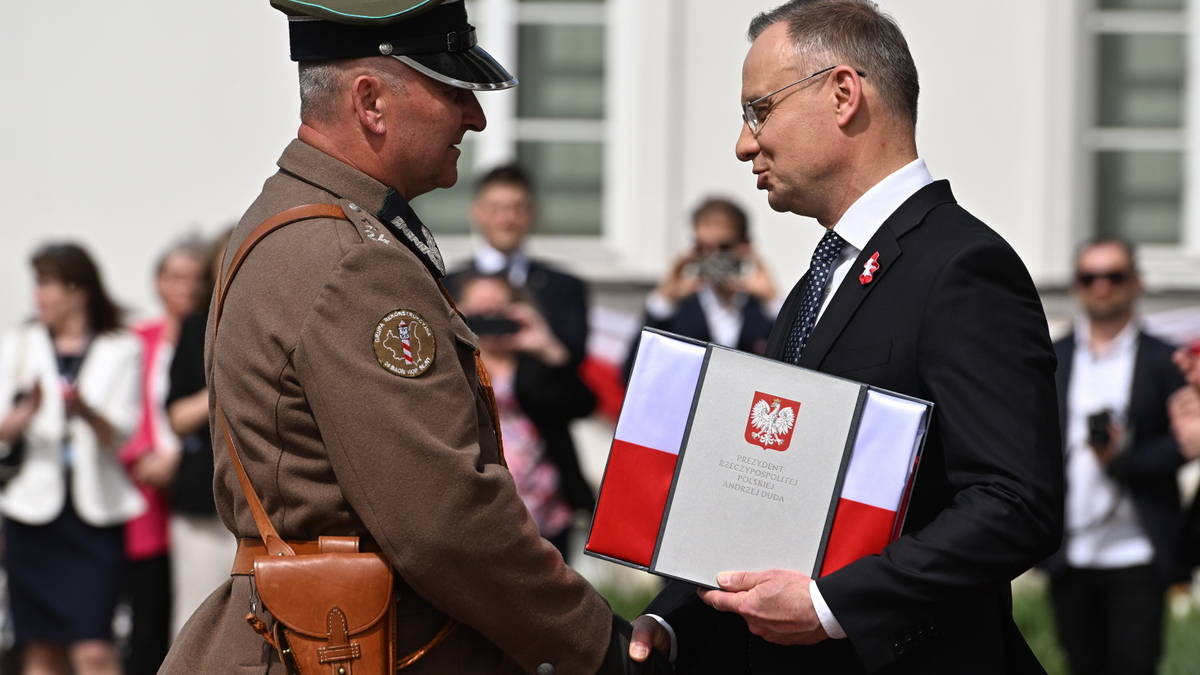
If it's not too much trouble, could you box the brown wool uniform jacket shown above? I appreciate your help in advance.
[159,140,612,675]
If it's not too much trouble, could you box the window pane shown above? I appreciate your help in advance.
[1098,0,1183,8]
[518,25,605,119]
[1095,151,1182,244]
[518,141,603,235]
[1097,34,1186,127]
[410,142,474,236]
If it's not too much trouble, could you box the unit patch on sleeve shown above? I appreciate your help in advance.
[373,310,436,377]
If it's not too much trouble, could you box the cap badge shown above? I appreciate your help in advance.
[374,310,436,378]
[859,252,881,285]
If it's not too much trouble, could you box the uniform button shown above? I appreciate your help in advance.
[348,203,362,212]
[893,643,906,656]
[379,42,393,55]
[536,664,555,675]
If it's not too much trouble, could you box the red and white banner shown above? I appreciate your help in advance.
[586,333,706,567]
[819,391,927,576]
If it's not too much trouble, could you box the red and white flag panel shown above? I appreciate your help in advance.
[819,391,928,576]
[586,333,706,567]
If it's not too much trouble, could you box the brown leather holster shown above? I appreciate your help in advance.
[252,537,396,675]
[213,204,478,674]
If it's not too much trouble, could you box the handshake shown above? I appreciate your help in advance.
[595,614,671,675]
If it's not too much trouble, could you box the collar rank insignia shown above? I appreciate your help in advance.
[374,310,436,378]
[859,252,881,285]
[377,190,446,277]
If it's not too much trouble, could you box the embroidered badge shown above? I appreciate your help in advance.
[859,252,881,285]
[745,392,801,452]
[373,310,436,378]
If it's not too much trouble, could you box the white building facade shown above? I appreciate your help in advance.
[1,0,1198,329]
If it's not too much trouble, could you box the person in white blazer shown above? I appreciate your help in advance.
[0,243,144,675]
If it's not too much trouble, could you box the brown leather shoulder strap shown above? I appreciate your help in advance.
[214,203,349,334]
[213,203,350,557]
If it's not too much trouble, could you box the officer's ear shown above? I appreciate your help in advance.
[351,73,390,136]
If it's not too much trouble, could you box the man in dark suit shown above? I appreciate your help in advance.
[444,164,596,525]
[633,198,779,360]
[629,1,1063,673]
[1040,238,1188,675]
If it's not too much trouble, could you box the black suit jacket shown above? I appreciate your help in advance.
[1041,331,1186,584]
[444,258,596,511]
[646,181,1063,675]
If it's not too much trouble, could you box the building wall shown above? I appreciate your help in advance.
[0,0,296,328]
[0,0,1187,331]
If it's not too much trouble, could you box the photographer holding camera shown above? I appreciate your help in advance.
[456,274,597,558]
[1040,237,1189,675]
[630,198,779,373]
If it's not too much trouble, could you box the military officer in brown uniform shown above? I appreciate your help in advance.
[159,2,656,674]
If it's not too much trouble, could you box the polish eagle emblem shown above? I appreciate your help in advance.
[744,392,801,451]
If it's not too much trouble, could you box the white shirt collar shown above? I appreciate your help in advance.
[1074,316,1140,360]
[831,158,934,251]
[473,241,531,287]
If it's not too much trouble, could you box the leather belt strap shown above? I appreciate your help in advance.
[231,538,383,576]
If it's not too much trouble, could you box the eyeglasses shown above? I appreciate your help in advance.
[741,65,866,134]
[1076,270,1131,287]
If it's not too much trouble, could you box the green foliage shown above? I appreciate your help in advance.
[1160,605,1200,675]
[1014,584,1200,675]
[599,584,662,622]
[1013,586,1068,675]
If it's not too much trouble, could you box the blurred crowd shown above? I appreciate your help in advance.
[1,163,1199,675]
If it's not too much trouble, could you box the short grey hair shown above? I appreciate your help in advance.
[748,0,919,128]
[298,58,411,125]
[156,234,207,276]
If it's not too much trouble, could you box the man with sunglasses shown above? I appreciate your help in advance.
[1040,238,1188,675]
[629,1,1062,673]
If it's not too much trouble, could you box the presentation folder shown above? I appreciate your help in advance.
[585,329,933,588]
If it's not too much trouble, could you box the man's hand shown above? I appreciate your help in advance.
[628,615,671,663]
[1170,385,1200,460]
[1174,345,1200,388]
[727,248,777,303]
[656,253,702,303]
[698,569,829,646]
[500,303,569,367]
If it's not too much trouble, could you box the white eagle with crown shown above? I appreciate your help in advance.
[749,397,796,448]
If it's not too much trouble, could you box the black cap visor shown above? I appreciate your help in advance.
[395,47,516,91]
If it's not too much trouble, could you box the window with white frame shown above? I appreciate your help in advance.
[413,0,606,237]
[1085,0,1186,246]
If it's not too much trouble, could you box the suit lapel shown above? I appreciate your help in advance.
[798,180,957,370]
[798,232,901,369]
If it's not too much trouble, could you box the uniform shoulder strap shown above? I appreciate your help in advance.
[213,203,349,557]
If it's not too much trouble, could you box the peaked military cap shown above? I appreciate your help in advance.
[273,0,517,91]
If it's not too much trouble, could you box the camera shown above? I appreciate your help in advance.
[687,252,743,284]
[1086,410,1112,449]
[465,314,520,337]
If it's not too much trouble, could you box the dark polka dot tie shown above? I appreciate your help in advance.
[784,229,847,364]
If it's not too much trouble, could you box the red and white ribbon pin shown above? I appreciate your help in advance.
[859,252,881,285]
